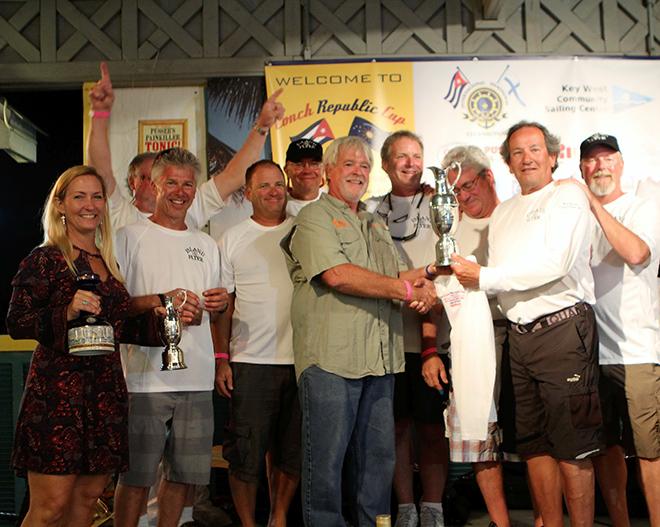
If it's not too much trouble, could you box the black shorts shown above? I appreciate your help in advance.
[223,363,302,483]
[507,303,604,460]
[393,353,449,424]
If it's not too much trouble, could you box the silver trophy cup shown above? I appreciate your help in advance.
[429,162,462,266]
[161,295,187,371]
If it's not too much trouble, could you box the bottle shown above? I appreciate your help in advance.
[376,514,392,527]
[67,273,115,356]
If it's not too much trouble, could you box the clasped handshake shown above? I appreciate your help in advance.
[405,277,437,315]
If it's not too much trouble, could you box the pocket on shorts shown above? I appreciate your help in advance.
[569,389,602,430]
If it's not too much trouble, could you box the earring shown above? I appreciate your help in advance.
[60,214,66,226]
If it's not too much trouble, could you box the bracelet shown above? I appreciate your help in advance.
[403,280,413,302]
[90,110,110,119]
[214,352,229,360]
[424,264,435,280]
[253,123,269,135]
[421,346,438,359]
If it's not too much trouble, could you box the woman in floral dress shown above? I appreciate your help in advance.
[7,165,157,526]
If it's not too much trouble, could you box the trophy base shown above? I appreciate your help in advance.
[161,347,187,371]
[435,237,458,267]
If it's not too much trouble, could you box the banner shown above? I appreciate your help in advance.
[266,58,660,200]
[265,62,414,197]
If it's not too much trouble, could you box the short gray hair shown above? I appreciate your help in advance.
[442,145,490,175]
[151,147,201,183]
[324,136,373,172]
[380,130,423,164]
[500,121,561,173]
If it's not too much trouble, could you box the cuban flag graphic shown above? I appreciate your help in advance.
[444,67,470,108]
[290,119,335,144]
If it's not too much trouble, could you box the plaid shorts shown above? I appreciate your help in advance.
[445,397,501,463]
[118,391,213,487]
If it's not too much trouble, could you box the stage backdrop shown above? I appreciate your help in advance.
[266,58,660,200]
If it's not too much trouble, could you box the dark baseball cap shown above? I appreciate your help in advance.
[579,133,620,159]
[286,139,323,163]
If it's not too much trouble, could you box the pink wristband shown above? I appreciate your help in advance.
[214,352,229,360]
[90,110,110,119]
[403,280,413,302]
[421,347,438,359]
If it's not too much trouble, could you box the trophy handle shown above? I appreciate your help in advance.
[444,161,462,192]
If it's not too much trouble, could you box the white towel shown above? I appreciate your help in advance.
[435,271,497,440]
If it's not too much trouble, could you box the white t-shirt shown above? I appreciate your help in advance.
[219,217,294,364]
[590,193,660,364]
[116,220,221,392]
[108,178,225,232]
[366,193,436,354]
[480,182,595,324]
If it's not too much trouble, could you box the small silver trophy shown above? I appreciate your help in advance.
[161,295,187,371]
[429,162,462,266]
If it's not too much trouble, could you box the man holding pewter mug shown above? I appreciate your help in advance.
[6,166,164,526]
[113,147,229,527]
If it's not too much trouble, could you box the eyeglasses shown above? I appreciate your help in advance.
[453,175,481,195]
[376,192,424,241]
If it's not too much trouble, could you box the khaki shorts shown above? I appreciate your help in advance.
[600,363,660,459]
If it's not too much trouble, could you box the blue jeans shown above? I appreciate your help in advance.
[299,365,395,527]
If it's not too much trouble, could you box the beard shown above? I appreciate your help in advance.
[588,171,616,197]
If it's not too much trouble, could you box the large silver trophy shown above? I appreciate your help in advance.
[429,162,462,266]
[161,295,187,371]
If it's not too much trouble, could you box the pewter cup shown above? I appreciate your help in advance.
[161,295,187,371]
[429,162,462,266]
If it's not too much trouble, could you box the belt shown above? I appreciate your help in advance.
[508,302,590,335]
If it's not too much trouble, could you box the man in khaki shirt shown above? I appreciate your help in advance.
[282,136,439,526]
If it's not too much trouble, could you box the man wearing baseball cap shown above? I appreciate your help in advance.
[576,133,660,526]
[283,138,325,215]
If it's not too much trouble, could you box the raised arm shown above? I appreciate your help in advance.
[210,88,285,201]
[564,179,652,266]
[86,62,116,197]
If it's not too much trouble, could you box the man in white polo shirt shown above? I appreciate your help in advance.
[574,133,659,527]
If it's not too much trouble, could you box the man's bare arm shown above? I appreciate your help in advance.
[86,62,116,197]
[321,263,436,312]
[213,294,235,398]
[210,88,285,202]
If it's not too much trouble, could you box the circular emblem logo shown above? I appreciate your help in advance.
[464,85,505,129]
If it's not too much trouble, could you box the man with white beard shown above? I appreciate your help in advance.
[572,133,660,527]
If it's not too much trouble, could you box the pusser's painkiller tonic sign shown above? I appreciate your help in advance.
[138,119,188,153]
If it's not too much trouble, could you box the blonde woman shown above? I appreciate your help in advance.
[7,166,158,526]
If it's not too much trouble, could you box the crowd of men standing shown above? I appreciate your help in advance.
[10,60,657,527]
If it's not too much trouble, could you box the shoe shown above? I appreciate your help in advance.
[419,504,444,527]
[395,505,419,527]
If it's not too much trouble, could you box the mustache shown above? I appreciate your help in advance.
[592,170,612,178]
